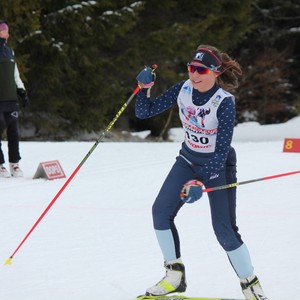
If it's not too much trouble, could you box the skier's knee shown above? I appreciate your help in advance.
[214,229,242,251]
[152,204,170,230]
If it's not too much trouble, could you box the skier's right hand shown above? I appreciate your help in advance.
[136,66,156,89]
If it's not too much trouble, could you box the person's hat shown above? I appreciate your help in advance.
[0,20,9,32]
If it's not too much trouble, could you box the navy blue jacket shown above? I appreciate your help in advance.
[135,81,236,182]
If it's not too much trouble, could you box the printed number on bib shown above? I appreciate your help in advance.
[185,131,209,145]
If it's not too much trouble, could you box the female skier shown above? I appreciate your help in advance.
[135,45,269,300]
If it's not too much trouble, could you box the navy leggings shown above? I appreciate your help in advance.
[152,146,243,260]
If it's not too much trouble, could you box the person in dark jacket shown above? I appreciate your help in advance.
[0,20,29,178]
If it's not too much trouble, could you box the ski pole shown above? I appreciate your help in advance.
[5,65,158,265]
[202,170,300,193]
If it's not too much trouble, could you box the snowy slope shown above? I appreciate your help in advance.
[0,118,300,300]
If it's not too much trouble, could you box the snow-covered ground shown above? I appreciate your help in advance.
[0,117,300,300]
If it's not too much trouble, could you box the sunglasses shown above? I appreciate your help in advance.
[187,64,212,75]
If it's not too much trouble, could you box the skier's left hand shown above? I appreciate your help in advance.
[180,179,203,203]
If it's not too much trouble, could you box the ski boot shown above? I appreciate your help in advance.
[0,164,10,178]
[145,260,186,296]
[10,163,23,177]
[240,275,269,300]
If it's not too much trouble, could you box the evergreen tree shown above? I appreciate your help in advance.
[2,0,298,139]
[0,0,40,83]
[235,0,300,124]
[21,0,144,139]
[118,0,253,138]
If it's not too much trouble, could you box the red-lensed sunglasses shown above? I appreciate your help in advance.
[187,64,212,75]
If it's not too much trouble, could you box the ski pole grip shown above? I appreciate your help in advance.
[151,64,158,77]
[150,64,158,82]
[151,64,158,71]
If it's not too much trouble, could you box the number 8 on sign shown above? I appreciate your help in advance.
[283,138,300,153]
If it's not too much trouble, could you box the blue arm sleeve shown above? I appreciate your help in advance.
[135,81,185,119]
[194,97,236,182]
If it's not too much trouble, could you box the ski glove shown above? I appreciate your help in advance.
[17,88,30,107]
[136,66,156,89]
[180,180,203,203]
